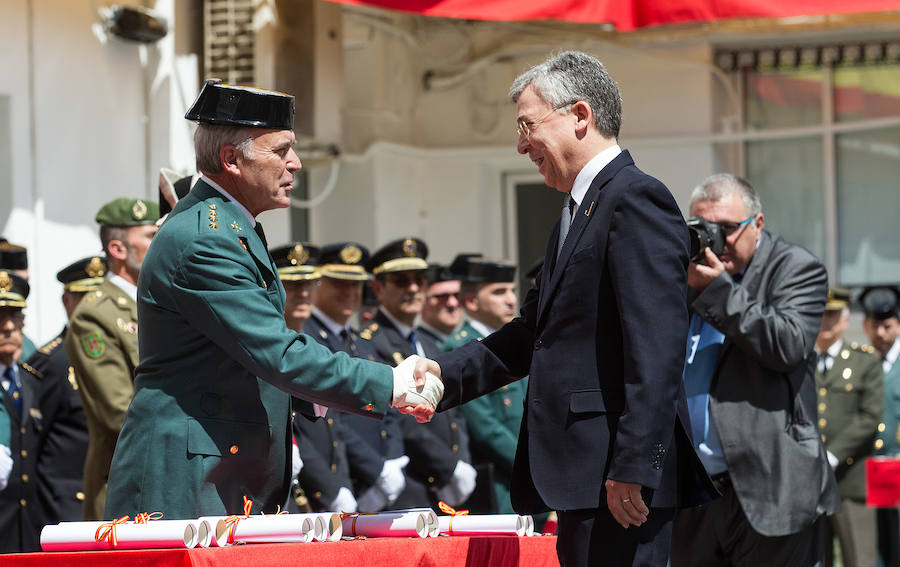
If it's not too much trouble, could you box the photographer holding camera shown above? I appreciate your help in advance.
[670,173,840,567]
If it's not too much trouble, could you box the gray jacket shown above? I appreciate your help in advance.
[691,230,840,537]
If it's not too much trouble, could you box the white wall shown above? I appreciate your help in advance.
[0,1,198,345]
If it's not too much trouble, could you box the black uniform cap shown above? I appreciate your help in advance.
[860,286,900,320]
[318,242,371,281]
[185,79,294,130]
[369,238,428,275]
[0,271,29,308]
[269,243,320,281]
[0,242,28,270]
[56,256,108,293]
[450,253,516,283]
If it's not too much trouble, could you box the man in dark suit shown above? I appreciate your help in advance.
[670,173,840,566]
[409,51,714,566]
[27,256,106,526]
[0,272,42,552]
[363,238,476,510]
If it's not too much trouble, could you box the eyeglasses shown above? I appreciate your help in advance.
[717,215,756,237]
[516,102,575,139]
[427,292,461,303]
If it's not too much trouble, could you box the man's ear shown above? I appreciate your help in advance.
[106,238,128,262]
[572,100,593,134]
[755,213,765,232]
[221,145,242,176]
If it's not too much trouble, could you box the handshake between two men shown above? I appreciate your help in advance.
[389,355,444,423]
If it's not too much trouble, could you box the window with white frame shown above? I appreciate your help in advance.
[716,42,900,286]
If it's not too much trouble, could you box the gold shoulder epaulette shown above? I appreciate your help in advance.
[84,290,103,305]
[21,362,43,380]
[38,336,63,355]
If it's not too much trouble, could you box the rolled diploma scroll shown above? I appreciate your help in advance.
[341,511,429,538]
[438,514,527,536]
[522,515,535,536]
[218,514,316,543]
[41,520,201,551]
[392,508,439,537]
[316,513,343,541]
[198,516,231,547]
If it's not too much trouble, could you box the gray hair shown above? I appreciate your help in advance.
[193,124,256,175]
[689,173,762,217]
[509,51,622,139]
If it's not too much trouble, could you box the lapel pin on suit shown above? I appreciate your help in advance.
[584,201,595,217]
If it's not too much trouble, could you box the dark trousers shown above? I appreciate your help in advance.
[670,480,824,567]
[557,506,675,567]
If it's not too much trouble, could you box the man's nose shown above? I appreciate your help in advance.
[287,148,302,172]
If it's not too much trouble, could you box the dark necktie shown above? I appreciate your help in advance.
[340,329,358,356]
[408,330,420,355]
[254,222,268,248]
[557,196,575,259]
[4,365,21,417]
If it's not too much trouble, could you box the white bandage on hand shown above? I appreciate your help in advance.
[391,355,444,410]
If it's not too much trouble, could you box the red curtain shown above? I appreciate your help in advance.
[324,0,900,31]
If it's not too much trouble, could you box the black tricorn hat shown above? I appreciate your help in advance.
[425,263,457,284]
[450,254,516,284]
[860,286,900,320]
[0,242,27,270]
[185,79,294,130]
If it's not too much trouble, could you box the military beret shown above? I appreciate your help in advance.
[824,286,850,311]
[185,79,294,130]
[56,256,108,293]
[369,238,428,275]
[270,242,320,281]
[95,198,161,226]
[319,242,371,281]
[0,270,28,308]
[861,286,900,320]
[450,254,516,283]
[0,242,27,270]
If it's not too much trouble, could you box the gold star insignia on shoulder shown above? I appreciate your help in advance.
[231,221,242,232]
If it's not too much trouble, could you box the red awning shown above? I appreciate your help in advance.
[325,0,900,31]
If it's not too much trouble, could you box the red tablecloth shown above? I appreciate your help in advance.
[0,535,559,567]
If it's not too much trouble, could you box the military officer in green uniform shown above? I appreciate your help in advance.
[864,287,900,567]
[28,256,106,524]
[0,242,37,361]
[815,286,883,567]
[63,197,159,520]
[0,271,43,551]
[443,254,525,515]
[104,80,439,521]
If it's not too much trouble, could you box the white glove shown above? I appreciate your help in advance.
[0,445,11,492]
[291,442,304,478]
[377,455,409,503]
[437,460,478,506]
[356,485,389,512]
[827,451,839,470]
[329,486,358,513]
[391,355,444,411]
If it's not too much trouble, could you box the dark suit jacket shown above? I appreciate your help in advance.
[0,362,42,552]
[362,310,472,508]
[436,150,714,514]
[27,327,89,524]
[692,230,841,536]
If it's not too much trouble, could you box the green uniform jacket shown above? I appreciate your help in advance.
[443,321,527,514]
[63,278,138,520]
[816,341,883,501]
[105,180,392,520]
[0,401,8,447]
[877,354,900,457]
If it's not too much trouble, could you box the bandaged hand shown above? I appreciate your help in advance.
[391,355,443,421]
